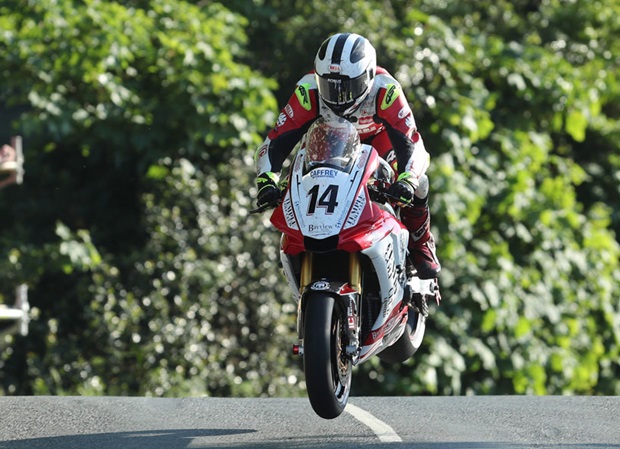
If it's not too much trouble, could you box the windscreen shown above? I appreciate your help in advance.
[304,118,361,173]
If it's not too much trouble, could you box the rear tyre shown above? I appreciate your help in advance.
[303,293,352,419]
[377,305,426,364]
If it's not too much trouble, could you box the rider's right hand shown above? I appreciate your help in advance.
[256,172,281,208]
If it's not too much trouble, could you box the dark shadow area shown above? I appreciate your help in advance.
[0,429,255,449]
[1,430,619,449]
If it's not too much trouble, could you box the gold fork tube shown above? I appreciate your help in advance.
[349,252,361,293]
[300,252,314,293]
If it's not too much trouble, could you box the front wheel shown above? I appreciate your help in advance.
[303,293,352,419]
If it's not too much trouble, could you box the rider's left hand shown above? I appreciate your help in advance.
[386,172,418,206]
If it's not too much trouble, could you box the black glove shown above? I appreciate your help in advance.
[386,172,418,206]
[278,177,289,194]
[256,172,281,208]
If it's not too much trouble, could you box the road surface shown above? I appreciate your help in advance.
[0,396,618,448]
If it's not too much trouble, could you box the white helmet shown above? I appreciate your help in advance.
[314,33,377,116]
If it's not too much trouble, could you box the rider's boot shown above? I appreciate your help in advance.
[401,196,441,280]
[404,258,429,317]
[0,144,17,172]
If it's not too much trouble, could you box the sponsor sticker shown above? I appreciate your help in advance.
[310,168,338,178]
[285,104,294,118]
[283,196,298,230]
[295,83,312,111]
[344,191,366,229]
[380,84,401,110]
[255,144,268,161]
[308,223,333,233]
[311,281,330,290]
[276,112,287,128]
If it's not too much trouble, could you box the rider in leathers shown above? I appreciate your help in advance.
[255,33,440,280]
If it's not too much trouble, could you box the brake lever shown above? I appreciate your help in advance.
[250,200,281,215]
[377,190,415,209]
[250,205,270,215]
[372,186,413,209]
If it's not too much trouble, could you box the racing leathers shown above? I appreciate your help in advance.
[255,67,440,280]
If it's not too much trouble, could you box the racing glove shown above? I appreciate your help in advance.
[256,172,281,208]
[278,177,289,195]
[386,172,418,206]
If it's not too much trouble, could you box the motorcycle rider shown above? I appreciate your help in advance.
[255,32,440,280]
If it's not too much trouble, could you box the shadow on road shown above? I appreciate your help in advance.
[0,429,255,449]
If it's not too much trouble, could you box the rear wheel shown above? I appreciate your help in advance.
[303,293,352,419]
[377,304,426,364]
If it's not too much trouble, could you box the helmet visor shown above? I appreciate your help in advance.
[316,72,370,110]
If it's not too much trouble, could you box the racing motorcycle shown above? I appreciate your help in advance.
[252,117,440,419]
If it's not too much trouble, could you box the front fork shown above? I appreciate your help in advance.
[293,252,363,364]
[298,252,362,293]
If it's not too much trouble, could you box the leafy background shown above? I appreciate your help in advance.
[1,0,619,397]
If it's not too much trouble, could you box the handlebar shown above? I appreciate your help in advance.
[250,202,279,215]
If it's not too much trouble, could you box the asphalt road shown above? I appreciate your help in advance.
[0,396,618,448]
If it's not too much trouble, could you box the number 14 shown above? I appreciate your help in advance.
[307,184,339,214]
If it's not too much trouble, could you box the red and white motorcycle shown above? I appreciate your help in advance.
[253,117,440,419]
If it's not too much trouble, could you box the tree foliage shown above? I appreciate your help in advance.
[1,0,619,397]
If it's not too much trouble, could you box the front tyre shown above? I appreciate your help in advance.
[303,293,352,419]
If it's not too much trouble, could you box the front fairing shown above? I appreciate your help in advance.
[292,149,365,238]
[271,145,382,251]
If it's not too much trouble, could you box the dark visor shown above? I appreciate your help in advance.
[316,72,370,107]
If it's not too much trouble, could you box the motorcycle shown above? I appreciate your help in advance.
[252,117,440,419]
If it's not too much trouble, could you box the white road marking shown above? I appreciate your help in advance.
[345,403,403,443]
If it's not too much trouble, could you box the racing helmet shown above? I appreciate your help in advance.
[314,33,377,116]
